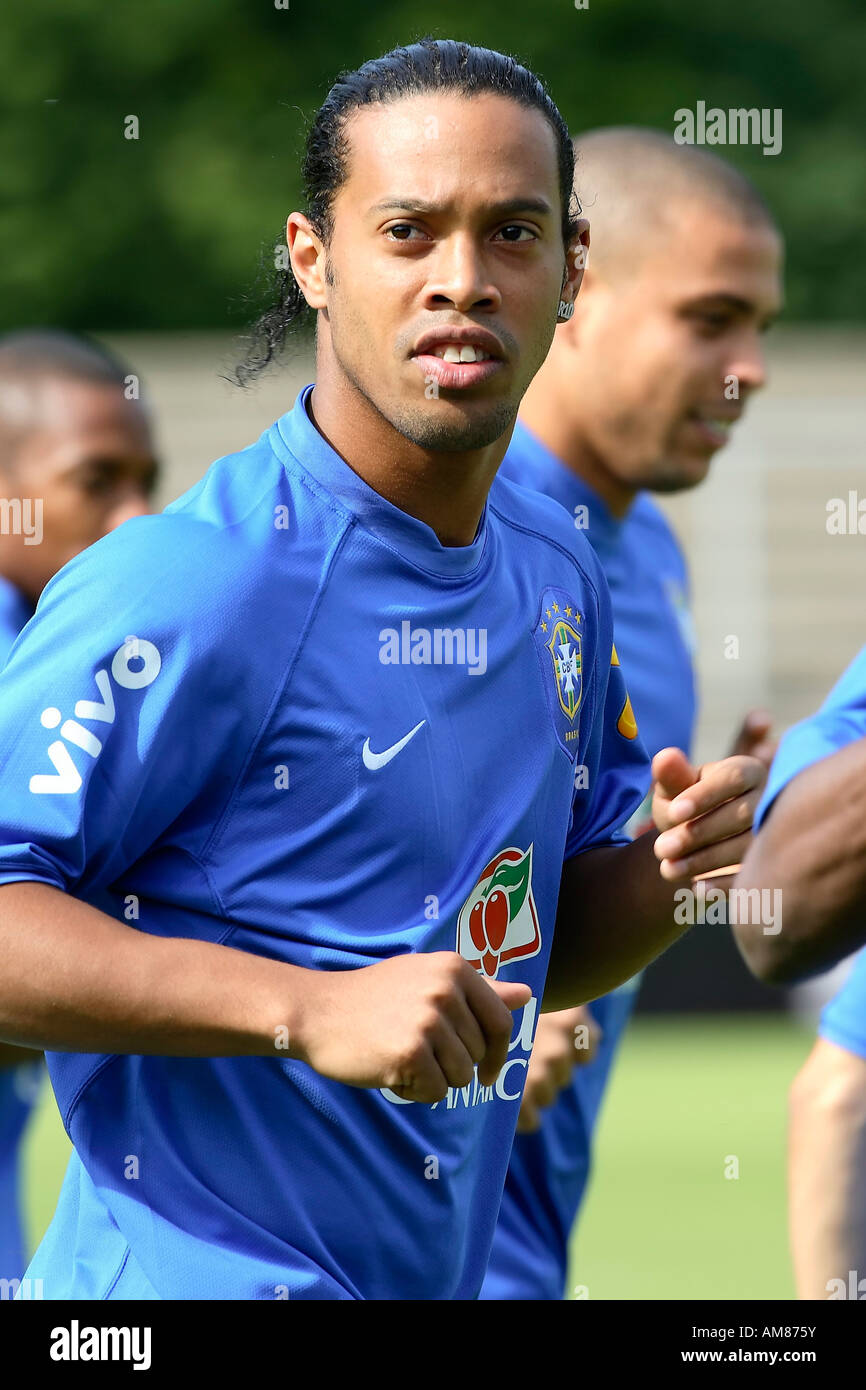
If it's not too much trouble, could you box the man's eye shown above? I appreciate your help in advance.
[695,313,733,332]
[495,225,536,243]
[82,474,116,496]
[386,224,425,242]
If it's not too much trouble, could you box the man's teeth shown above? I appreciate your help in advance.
[432,344,492,363]
[695,414,733,433]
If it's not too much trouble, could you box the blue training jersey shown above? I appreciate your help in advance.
[0,385,649,1300]
[755,643,866,1064]
[0,574,41,1285]
[482,418,697,1300]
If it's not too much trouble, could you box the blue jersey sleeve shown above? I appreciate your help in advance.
[820,948,866,1060]
[565,620,651,858]
[0,516,269,897]
[755,644,866,831]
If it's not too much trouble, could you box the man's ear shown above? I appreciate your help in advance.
[286,213,329,310]
[560,218,591,315]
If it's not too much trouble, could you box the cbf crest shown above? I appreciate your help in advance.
[547,616,582,719]
[532,587,585,758]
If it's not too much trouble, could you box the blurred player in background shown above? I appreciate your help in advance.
[735,649,866,1299]
[482,129,783,1300]
[0,329,158,1286]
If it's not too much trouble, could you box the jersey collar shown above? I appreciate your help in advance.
[273,384,489,579]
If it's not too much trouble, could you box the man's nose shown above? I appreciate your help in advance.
[726,333,769,395]
[424,235,501,313]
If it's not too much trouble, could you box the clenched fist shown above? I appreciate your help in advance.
[293,951,531,1104]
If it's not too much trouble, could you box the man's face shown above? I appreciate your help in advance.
[0,376,158,601]
[575,200,783,491]
[300,92,582,452]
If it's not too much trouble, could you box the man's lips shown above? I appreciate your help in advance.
[411,324,505,360]
[409,325,507,391]
[686,409,743,449]
[411,354,505,390]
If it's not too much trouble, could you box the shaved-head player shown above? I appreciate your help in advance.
[484,128,783,1299]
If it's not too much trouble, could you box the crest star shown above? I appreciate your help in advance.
[564,606,572,617]
[552,602,559,612]
[541,621,548,632]
[545,608,552,619]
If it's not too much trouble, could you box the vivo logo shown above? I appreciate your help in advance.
[30,636,161,795]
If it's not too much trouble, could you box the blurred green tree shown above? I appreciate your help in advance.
[1,0,863,329]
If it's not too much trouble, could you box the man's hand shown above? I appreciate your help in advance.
[728,708,777,768]
[651,747,768,885]
[295,952,531,1103]
[517,1005,601,1133]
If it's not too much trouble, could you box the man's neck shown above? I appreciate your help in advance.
[518,389,637,521]
[307,366,513,548]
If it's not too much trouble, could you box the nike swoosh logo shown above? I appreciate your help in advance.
[362,719,427,771]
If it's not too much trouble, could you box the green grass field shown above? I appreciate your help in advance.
[22,1013,814,1299]
[569,1014,814,1300]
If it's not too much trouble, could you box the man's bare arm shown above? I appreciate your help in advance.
[545,748,766,1012]
[0,881,529,1102]
[788,1038,866,1299]
[525,726,777,1122]
[544,831,687,1010]
[733,736,866,984]
[0,881,303,1057]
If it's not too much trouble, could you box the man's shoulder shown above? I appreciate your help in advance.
[43,510,258,613]
[45,423,346,620]
[489,471,610,597]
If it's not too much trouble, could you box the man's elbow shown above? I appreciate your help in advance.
[731,834,842,985]
[730,870,825,986]
[731,919,804,985]
[732,870,865,985]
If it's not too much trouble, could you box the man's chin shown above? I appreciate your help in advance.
[644,452,715,494]
[388,396,517,454]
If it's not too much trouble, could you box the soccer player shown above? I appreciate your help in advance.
[480,128,783,1300]
[0,330,158,1287]
[733,649,866,1297]
[0,41,765,1301]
